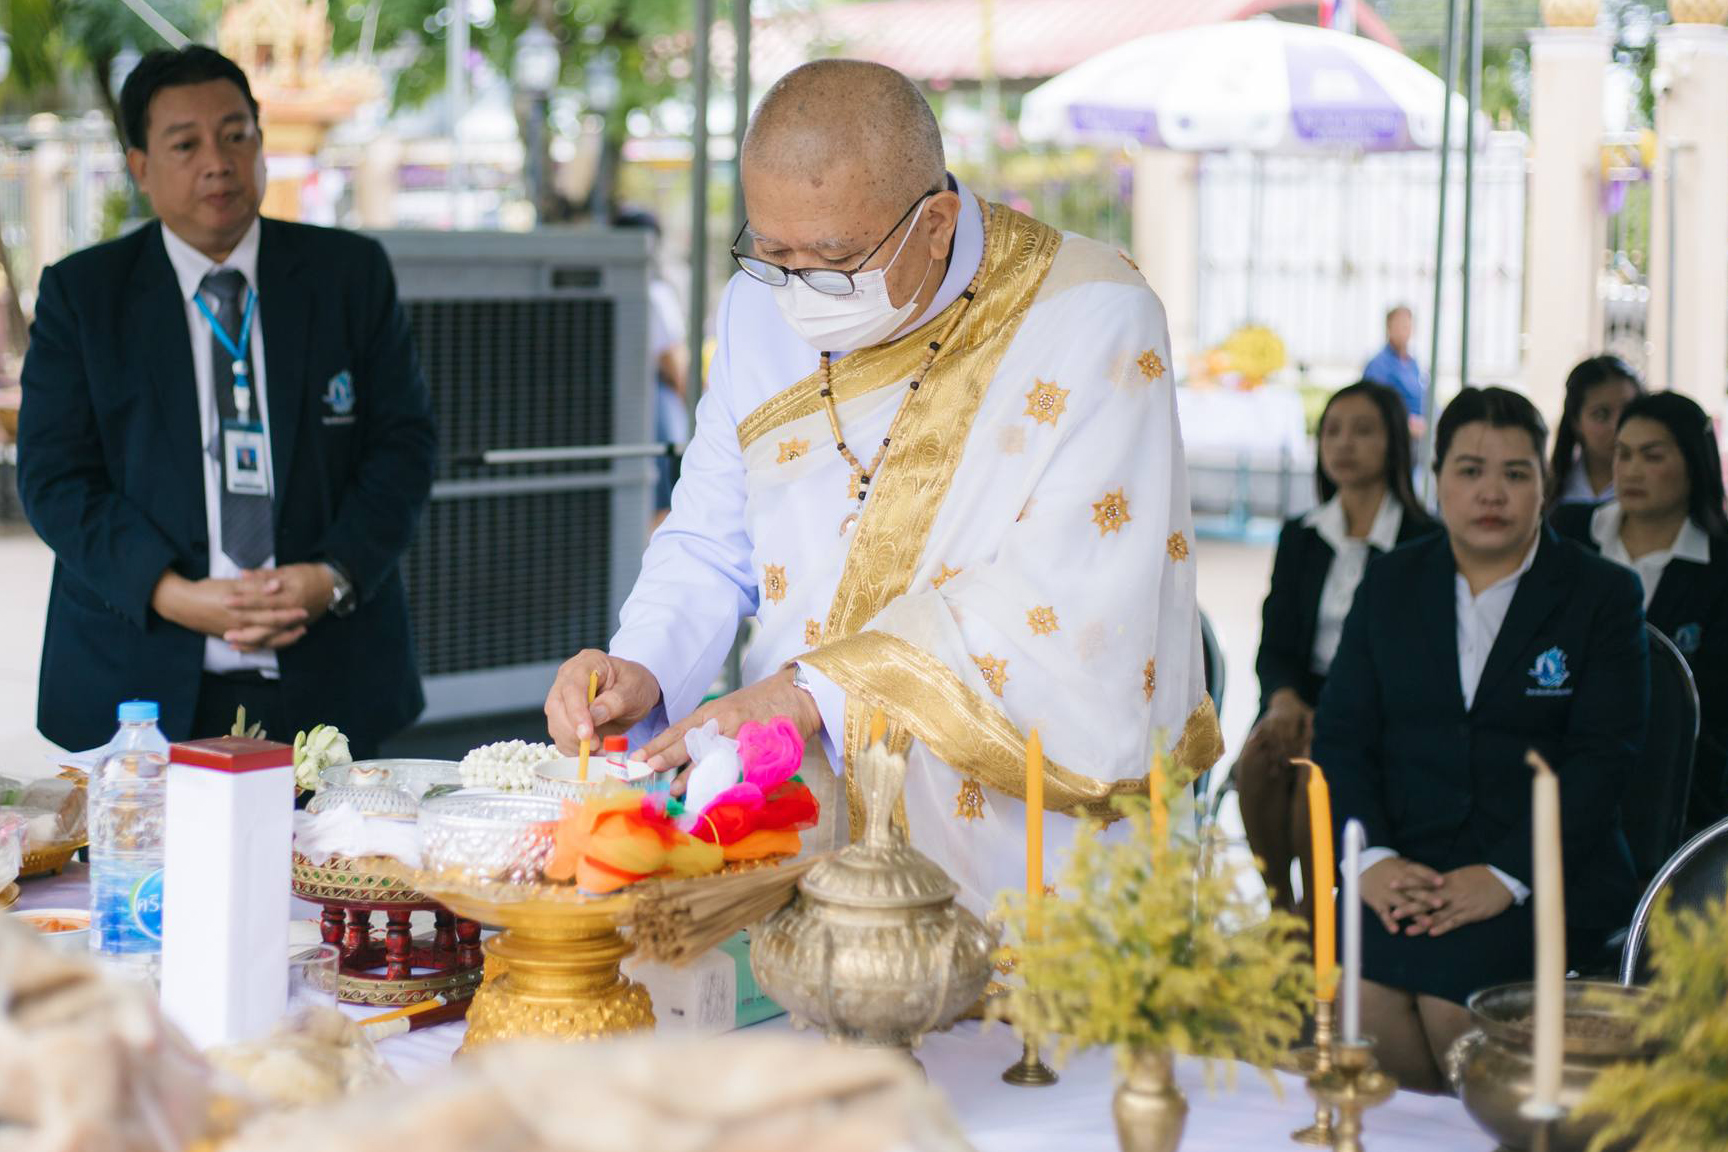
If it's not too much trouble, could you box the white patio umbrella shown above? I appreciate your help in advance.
[1019,17,1478,155]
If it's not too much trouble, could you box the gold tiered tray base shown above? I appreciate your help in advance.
[19,841,84,879]
[366,860,654,1054]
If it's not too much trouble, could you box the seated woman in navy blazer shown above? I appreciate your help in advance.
[1238,381,1436,915]
[1551,391,1728,836]
[1313,387,1645,1093]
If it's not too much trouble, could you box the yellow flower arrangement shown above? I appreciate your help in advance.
[1577,890,1728,1152]
[993,772,1311,1075]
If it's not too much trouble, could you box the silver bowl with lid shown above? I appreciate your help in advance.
[307,759,462,820]
[749,745,996,1054]
[417,792,563,883]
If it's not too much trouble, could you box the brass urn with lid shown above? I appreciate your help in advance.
[750,743,996,1055]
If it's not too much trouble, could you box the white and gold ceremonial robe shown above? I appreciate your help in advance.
[611,178,1219,915]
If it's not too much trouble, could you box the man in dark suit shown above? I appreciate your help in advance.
[18,45,435,757]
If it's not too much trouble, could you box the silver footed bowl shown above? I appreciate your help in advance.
[417,791,562,884]
[308,759,462,820]
[1449,980,1656,1152]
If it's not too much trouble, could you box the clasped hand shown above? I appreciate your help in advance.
[151,563,333,652]
[1360,857,1513,938]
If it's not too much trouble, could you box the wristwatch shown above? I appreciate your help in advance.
[323,562,357,618]
[789,662,816,697]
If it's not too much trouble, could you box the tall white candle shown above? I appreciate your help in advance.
[1528,751,1566,1113]
[1341,818,1365,1044]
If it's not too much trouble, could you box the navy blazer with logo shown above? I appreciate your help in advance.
[1552,501,1728,828]
[1256,505,1438,716]
[18,218,436,753]
[1313,529,1645,945]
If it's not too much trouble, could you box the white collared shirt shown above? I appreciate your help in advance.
[159,217,279,678]
[1357,533,1542,904]
[1591,500,1712,609]
[1557,459,1612,506]
[1305,492,1404,676]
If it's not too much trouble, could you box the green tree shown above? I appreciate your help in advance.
[327,0,693,219]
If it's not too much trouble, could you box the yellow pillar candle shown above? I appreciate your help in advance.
[1296,758,1338,1002]
[579,670,599,782]
[869,708,887,748]
[1025,729,1044,909]
[1526,750,1567,1114]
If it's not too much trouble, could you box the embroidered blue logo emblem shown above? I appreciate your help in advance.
[1675,623,1703,655]
[323,370,355,416]
[1530,647,1570,690]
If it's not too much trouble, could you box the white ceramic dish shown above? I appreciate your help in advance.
[9,907,91,955]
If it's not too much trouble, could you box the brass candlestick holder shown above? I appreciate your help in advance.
[1311,1039,1395,1152]
[1289,996,1337,1146]
[1002,1038,1059,1087]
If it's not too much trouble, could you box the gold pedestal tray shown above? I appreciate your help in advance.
[20,841,85,880]
[368,860,653,1054]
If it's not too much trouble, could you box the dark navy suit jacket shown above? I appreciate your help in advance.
[1313,530,1645,938]
[1255,506,1437,716]
[1552,501,1728,828]
[19,218,435,752]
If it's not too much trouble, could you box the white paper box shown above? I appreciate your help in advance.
[160,738,294,1049]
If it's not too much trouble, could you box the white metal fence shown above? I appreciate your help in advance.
[1195,132,1530,386]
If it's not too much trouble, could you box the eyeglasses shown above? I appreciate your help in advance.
[730,189,939,297]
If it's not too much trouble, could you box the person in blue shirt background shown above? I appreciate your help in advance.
[1362,305,1426,434]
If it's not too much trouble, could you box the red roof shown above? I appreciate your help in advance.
[718,0,1403,87]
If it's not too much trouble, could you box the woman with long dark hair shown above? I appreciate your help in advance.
[1314,386,1645,1093]
[1553,391,1728,833]
[1238,381,1436,915]
[1550,355,1644,507]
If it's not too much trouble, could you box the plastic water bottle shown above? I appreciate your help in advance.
[88,700,170,985]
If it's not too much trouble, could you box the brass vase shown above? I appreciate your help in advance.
[1113,1047,1188,1152]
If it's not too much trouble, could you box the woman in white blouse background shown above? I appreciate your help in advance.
[1240,381,1436,916]
[1554,391,1728,835]
[1549,355,1643,508]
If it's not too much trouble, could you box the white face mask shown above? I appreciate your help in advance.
[770,200,936,351]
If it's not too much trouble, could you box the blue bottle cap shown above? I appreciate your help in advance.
[117,700,160,723]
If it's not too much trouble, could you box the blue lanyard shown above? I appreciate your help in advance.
[194,287,258,420]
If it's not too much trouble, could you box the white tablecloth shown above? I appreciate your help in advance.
[12,865,1495,1152]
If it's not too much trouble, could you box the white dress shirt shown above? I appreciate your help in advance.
[1557,458,1612,506]
[1358,534,1541,904]
[1591,500,1712,609]
[160,218,280,678]
[1304,492,1403,676]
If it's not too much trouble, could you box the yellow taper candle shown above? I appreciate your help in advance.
[1149,747,1169,852]
[1025,728,1044,908]
[579,670,599,782]
[1527,750,1566,1114]
[1296,759,1338,1002]
[869,707,887,748]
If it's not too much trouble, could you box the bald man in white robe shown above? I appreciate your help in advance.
[546,59,1218,913]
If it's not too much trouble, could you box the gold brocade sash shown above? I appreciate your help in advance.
[805,631,1223,823]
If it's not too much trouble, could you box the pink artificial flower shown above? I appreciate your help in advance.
[736,717,805,793]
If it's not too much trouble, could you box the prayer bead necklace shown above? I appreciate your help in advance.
[820,256,985,536]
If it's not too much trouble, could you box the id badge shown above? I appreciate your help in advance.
[221,420,270,496]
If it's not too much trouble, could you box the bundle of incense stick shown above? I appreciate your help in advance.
[630,856,820,966]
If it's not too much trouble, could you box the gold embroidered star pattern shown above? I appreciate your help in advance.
[1138,347,1167,381]
[1023,379,1070,427]
[804,619,822,647]
[1144,658,1157,702]
[776,438,809,464]
[1167,531,1190,562]
[932,564,962,590]
[1027,606,1059,636]
[763,564,788,604]
[973,653,1009,697]
[1092,488,1132,536]
[955,778,986,822]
